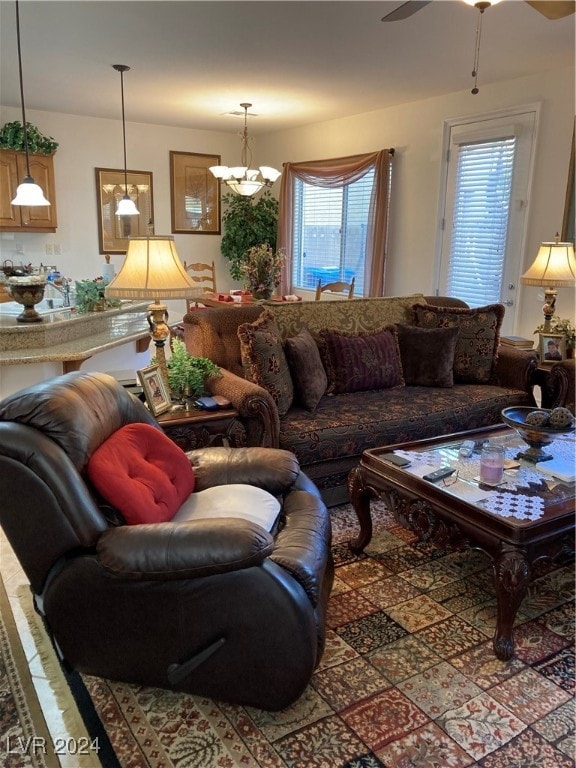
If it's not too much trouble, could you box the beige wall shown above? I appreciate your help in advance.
[1,64,574,347]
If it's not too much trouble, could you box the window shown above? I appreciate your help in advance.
[292,170,374,295]
[438,108,538,333]
[445,137,515,305]
[277,150,393,297]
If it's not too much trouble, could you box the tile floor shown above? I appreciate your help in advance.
[1,529,102,768]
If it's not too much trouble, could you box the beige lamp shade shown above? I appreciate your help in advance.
[520,240,576,287]
[105,236,198,299]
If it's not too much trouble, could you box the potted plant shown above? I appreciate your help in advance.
[220,191,278,281]
[241,243,285,300]
[0,121,58,155]
[162,338,221,400]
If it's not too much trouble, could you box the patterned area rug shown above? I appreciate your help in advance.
[0,578,59,768]
[76,500,575,768]
[9,501,575,767]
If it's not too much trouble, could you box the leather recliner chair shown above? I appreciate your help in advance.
[0,371,334,710]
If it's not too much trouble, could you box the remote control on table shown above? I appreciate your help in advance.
[458,440,476,458]
[422,467,455,483]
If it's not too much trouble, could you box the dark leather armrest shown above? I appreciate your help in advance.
[187,446,300,494]
[494,346,538,392]
[207,368,280,447]
[270,489,333,607]
[96,518,273,580]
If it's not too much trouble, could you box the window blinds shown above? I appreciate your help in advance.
[292,169,374,294]
[446,137,516,306]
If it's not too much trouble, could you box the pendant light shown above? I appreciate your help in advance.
[113,64,139,216]
[11,0,50,207]
[209,104,281,197]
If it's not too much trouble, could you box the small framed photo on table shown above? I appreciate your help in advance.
[137,364,171,416]
[539,333,566,364]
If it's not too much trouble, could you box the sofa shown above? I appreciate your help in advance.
[183,294,538,505]
[0,372,334,710]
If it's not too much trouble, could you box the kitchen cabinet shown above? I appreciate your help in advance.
[0,149,57,232]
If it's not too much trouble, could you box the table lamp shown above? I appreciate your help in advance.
[105,236,198,383]
[520,234,576,330]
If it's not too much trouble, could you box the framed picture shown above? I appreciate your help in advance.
[539,333,565,364]
[95,168,154,254]
[170,151,221,234]
[137,364,171,415]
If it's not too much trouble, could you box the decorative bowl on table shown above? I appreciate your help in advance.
[501,406,575,463]
[7,276,47,323]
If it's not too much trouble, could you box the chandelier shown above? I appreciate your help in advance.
[209,103,281,196]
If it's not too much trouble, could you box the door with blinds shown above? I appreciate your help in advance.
[438,108,538,334]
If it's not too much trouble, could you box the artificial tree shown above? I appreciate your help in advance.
[220,191,278,281]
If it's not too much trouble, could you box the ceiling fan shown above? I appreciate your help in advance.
[382,0,576,94]
[381,1,576,22]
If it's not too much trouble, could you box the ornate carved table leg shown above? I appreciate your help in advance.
[348,465,374,554]
[492,545,531,661]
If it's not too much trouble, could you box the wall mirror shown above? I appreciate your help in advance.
[95,168,154,254]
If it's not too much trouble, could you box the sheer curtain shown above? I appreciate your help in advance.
[277,149,394,296]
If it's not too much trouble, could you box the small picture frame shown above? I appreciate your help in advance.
[539,333,565,364]
[137,364,171,415]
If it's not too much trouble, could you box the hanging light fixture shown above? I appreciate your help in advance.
[209,103,281,197]
[11,0,50,207]
[112,64,139,216]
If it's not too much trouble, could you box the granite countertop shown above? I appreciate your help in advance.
[0,302,152,365]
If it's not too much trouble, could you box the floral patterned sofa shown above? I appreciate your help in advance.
[182,295,538,505]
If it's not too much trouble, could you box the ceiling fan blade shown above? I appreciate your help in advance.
[524,1,576,19]
[381,1,432,22]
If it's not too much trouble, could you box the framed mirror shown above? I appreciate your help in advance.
[95,168,154,254]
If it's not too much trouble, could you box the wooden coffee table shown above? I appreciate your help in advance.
[348,425,575,660]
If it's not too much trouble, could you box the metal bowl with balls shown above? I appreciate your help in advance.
[501,406,575,463]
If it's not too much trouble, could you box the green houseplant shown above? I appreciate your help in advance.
[220,191,278,281]
[162,338,221,399]
[0,121,58,155]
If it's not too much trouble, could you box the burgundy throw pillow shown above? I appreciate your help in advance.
[319,326,404,394]
[284,327,328,411]
[396,324,459,387]
[86,423,195,525]
[412,303,504,384]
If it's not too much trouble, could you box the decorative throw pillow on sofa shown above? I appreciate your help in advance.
[319,326,404,394]
[412,303,505,384]
[237,310,294,416]
[284,327,328,411]
[396,324,459,387]
[86,423,195,525]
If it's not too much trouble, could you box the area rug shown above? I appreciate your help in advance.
[0,577,59,768]
[18,501,576,767]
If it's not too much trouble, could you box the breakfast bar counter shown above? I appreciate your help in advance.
[0,301,151,373]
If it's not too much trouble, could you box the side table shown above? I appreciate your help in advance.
[157,407,246,451]
[531,359,575,411]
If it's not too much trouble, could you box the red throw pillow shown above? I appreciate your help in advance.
[86,423,195,525]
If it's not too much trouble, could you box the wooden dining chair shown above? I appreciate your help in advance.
[183,261,217,309]
[315,276,355,301]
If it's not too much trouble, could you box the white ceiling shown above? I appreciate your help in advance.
[0,1,574,136]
